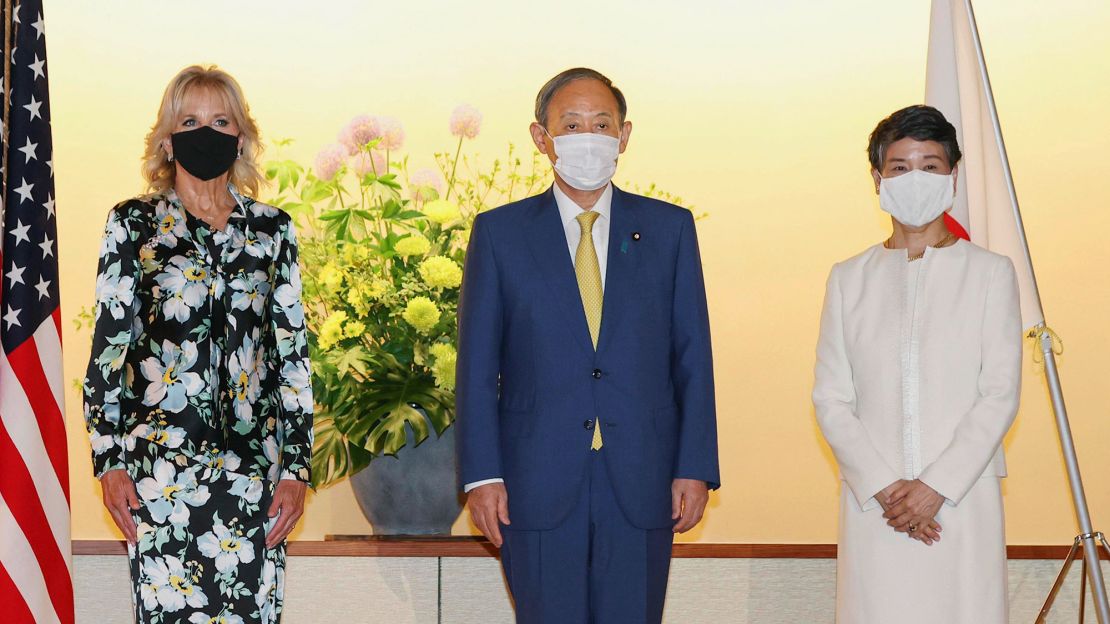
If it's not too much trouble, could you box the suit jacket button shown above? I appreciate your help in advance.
[584,420,595,430]
[592,369,602,379]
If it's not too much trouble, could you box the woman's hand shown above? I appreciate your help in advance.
[875,480,909,510]
[100,469,140,546]
[910,519,943,545]
[266,480,308,549]
[876,480,943,545]
[883,479,945,542]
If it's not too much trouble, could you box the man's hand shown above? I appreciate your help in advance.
[883,479,945,544]
[672,478,709,534]
[100,469,140,546]
[266,480,308,549]
[467,483,510,547]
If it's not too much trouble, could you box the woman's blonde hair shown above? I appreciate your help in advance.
[141,65,264,196]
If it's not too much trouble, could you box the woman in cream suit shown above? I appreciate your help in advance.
[813,105,1021,623]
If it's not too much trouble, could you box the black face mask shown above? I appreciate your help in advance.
[170,126,239,181]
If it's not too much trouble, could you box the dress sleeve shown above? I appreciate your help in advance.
[918,257,1021,505]
[82,206,140,478]
[270,215,314,483]
[813,265,901,509]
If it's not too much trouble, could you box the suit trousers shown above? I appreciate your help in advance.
[500,450,675,624]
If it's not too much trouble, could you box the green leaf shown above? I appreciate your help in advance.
[365,402,429,456]
[336,346,373,379]
[381,199,403,219]
[317,208,348,222]
[301,179,335,204]
[309,417,346,487]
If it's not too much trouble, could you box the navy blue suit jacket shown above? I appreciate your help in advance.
[455,185,719,531]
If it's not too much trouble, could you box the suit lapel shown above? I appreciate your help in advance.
[597,186,642,352]
[524,187,595,354]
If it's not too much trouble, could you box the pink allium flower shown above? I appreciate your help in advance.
[339,114,382,155]
[408,168,444,202]
[314,143,348,181]
[377,116,405,150]
[449,105,482,139]
[352,151,387,177]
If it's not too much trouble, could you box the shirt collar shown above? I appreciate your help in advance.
[166,182,249,225]
[553,181,612,228]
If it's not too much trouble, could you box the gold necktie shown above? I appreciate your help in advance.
[575,211,604,450]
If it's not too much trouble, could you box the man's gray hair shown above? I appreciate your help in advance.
[534,67,627,128]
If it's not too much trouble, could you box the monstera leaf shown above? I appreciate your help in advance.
[309,414,372,489]
[309,358,455,488]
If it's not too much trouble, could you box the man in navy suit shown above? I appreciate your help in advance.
[456,67,719,623]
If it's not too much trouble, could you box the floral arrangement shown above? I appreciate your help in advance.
[263,106,551,488]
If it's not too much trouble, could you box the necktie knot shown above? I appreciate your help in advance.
[576,210,600,234]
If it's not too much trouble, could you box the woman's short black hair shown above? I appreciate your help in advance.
[867,105,962,170]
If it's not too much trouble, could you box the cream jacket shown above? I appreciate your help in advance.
[813,240,1022,509]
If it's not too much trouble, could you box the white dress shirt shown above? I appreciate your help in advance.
[463,183,614,493]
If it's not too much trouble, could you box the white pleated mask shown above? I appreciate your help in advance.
[546,130,622,191]
[878,169,955,227]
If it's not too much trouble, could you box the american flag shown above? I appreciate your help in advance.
[0,1,73,622]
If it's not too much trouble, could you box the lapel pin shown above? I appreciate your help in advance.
[632,232,641,241]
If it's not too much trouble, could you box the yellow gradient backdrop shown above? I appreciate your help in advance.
[50,1,1110,543]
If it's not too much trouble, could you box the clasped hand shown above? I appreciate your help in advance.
[877,479,945,546]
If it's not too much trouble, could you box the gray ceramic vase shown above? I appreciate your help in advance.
[348,409,464,535]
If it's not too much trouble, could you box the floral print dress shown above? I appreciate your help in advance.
[83,185,313,623]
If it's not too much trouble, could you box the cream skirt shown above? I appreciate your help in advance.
[835,477,1008,623]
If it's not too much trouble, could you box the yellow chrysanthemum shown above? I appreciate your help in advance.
[342,243,372,264]
[429,343,457,390]
[346,285,371,316]
[367,278,391,300]
[395,235,431,257]
[343,319,367,338]
[317,311,348,350]
[319,262,345,292]
[418,256,462,289]
[428,342,455,360]
[402,297,441,334]
[422,199,461,225]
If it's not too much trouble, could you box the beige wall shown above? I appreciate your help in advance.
[52,0,1110,543]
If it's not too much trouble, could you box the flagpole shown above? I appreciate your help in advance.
[962,1,1110,621]
[2,0,11,213]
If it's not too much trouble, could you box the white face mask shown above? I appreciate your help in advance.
[878,169,955,228]
[545,129,621,191]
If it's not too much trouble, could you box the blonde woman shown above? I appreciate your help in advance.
[813,105,1021,622]
[82,65,313,623]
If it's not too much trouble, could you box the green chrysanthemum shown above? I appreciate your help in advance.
[422,199,461,225]
[395,235,432,257]
[402,297,441,334]
[418,256,462,289]
[429,343,457,390]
